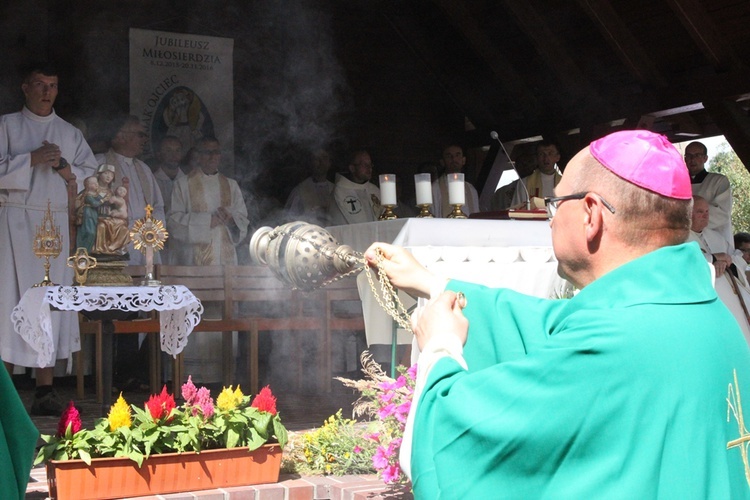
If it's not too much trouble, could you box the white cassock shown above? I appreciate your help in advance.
[168,169,249,382]
[692,172,733,248]
[96,149,166,266]
[688,230,750,344]
[284,177,334,226]
[328,174,380,225]
[431,175,479,218]
[0,107,97,367]
[154,167,186,264]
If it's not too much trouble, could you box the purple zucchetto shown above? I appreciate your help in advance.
[589,130,692,200]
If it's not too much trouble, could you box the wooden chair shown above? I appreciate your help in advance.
[227,264,326,394]
[154,265,254,389]
[76,265,159,402]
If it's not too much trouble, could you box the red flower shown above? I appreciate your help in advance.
[251,385,277,415]
[57,401,82,437]
[145,385,176,422]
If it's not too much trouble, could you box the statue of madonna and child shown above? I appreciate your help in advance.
[73,164,132,284]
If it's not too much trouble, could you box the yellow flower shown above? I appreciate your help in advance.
[216,385,244,411]
[108,393,132,431]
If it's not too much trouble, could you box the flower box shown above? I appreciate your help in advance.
[46,444,282,500]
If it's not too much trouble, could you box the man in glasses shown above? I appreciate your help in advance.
[96,114,165,265]
[328,149,381,225]
[365,130,750,497]
[685,140,733,248]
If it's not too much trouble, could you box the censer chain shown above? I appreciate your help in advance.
[270,229,413,332]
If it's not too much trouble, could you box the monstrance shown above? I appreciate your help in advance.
[129,204,168,286]
[33,201,63,287]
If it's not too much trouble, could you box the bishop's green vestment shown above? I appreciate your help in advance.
[410,243,750,499]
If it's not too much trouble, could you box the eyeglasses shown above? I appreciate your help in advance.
[544,192,616,218]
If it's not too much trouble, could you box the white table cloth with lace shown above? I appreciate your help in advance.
[12,285,203,367]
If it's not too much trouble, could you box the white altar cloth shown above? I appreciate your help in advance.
[12,285,203,367]
[327,219,570,348]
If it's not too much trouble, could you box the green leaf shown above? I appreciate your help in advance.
[273,419,289,448]
[78,449,92,465]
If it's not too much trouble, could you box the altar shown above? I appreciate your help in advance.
[326,218,571,364]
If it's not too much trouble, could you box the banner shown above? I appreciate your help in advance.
[129,28,234,167]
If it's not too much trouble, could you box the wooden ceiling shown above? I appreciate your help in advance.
[381,0,750,165]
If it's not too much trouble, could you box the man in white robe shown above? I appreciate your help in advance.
[328,150,381,225]
[96,115,165,266]
[285,149,334,226]
[152,135,185,264]
[688,196,750,342]
[685,141,733,248]
[431,144,479,217]
[0,63,97,414]
[511,141,563,208]
[168,137,248,382]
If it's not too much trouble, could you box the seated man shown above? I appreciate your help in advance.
[688,196,736,278]
[510,140,562,207]
[366,130,750,497]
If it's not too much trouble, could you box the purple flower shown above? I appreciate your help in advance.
[377,403,396,420]
[379,391,395,404]
[372,446,389,469]
[382,464,401,483]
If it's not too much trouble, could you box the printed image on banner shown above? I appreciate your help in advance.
[129,28,234,167]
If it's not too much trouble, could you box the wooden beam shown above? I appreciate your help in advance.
[432,0,542,118]
[702,98,750,175]
[576,0,668,87]
[664,0,740,72]
[501,0,607,112]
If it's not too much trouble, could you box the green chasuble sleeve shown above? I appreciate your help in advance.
[409,243,750,499]
[0,367,39,499]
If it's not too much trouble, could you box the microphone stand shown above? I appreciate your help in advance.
[491,131,531,210]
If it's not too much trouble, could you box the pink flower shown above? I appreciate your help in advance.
[181,376,197,404]
[353,445,362,454]
[377,403,396,420]
[372,446,389,469]
[251,385,278,415]
[194,386,214,418]
[381,464,401,483]
[365,432,380,442]
[57,401,82,437]
[407,364,418,380]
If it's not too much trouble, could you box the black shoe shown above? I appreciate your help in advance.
[30,390,63,416]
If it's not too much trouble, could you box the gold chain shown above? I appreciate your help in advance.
[362,248,413,332]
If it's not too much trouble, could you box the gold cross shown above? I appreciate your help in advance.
[727,369,750,486]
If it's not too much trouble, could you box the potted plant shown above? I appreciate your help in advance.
[35,378,288,500]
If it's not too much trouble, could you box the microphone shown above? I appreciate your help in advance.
[491,131,530,210]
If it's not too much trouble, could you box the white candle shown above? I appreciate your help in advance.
[414,173,432,205]
[379,174,397,206]
[447,173,465,205]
